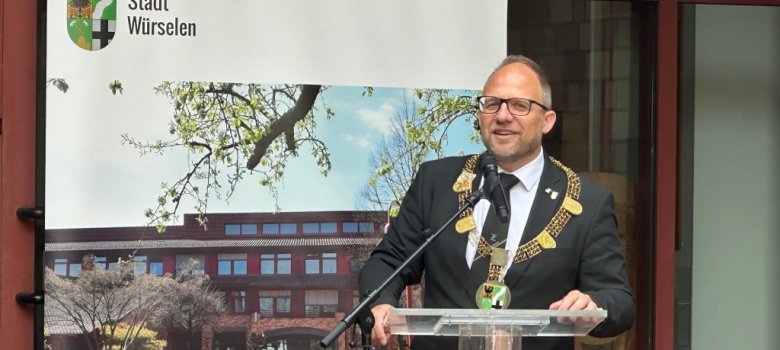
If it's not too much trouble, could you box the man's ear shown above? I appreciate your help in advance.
[542,110,557,134]
[473,116,480,131]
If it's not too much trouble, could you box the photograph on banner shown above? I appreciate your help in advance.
[43,79,484,350]
[47,0,507,348]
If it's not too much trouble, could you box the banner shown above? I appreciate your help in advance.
[45,1,505,349]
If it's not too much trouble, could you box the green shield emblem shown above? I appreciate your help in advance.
[476,281,511,310]
[67,0,117,50]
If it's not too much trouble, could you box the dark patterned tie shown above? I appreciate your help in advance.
[471,173,520,279]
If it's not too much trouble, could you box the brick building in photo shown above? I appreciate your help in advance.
[44,211,387,350]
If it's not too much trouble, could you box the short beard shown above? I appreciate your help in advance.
[482,136,541,169]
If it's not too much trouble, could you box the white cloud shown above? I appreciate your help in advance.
[356,102,395,134]
[343,133,372,148]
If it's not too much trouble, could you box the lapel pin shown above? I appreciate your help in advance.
[545,188,559,199]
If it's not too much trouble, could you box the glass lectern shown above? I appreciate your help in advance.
[387,308,607,350]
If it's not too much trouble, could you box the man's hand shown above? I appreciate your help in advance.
[549,290,598,311]
[549,290,601,323]
[370,304,394,346]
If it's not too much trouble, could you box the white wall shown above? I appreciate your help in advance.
[691,4,780,350]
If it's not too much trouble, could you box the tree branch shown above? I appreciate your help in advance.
[246,84,321,169]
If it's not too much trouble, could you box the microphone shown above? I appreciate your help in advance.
[481,153,510,223]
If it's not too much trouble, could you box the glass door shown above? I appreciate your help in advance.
[507,2,658,349]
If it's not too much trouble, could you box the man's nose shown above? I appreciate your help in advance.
[494,102,514,122]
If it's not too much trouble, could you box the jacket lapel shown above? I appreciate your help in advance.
[504,157,566,290]
[462,163,486,306]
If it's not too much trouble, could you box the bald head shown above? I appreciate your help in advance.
[485,55,552,108]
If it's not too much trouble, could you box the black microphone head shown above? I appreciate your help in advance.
[480,152,498,171]
[480,153,500,194]
[480,152,511,223]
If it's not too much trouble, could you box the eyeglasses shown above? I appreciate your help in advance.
[476,96,550,116]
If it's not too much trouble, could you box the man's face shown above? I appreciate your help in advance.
[477,63,556,171]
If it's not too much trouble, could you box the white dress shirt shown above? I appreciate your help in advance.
[466,149,545,275]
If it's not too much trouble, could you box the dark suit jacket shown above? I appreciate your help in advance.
[359,154,634,350]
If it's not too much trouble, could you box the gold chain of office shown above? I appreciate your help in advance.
[455,154,582,264]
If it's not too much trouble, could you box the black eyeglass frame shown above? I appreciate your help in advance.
[475,95,550,116]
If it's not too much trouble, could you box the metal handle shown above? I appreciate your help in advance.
[16,207,44,220]
[16,292,44,305]
[14,208,45,309]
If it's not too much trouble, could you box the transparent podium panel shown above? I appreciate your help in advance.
[387,308,607,350]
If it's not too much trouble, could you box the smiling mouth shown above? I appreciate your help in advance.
[492,130,517,136]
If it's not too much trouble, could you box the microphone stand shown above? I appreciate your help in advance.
[320,190,484,349]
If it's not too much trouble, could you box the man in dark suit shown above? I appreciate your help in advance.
[359,55,634,349]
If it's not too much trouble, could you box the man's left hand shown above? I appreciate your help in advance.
[549,290,601,324]
[549,289,599,311]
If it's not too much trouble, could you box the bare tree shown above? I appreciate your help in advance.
[356,94,420,212]
[357,90,479,211]
[152,259,226,350]
[44,255,173,350]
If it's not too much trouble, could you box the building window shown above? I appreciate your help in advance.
[105,258,121,271]
[53,258,82,277]
[323,253,337,273]
[94,256,108,271]
[259,290,292,317]
[261,253,291,275]
[133,256,147,274]
[305,290,338,317]
[175,255,206,275]
[262,223,296,235]
[231,291,246,313]
[305,254,319,274]
[260,254,274,275]
[302,223,319,234]
[149,261,164,276]
[305,253,337,274]
[343,222,358,234]
[321,222,337,234]
[303,222,338,235]
[343,222,376,234]
[225,223,257,235]
[218,253,247,275]
[277,253,292,274]
[54,259,68,276]
[69,263,81,277]
[263,224,278,234]
[280,223,296,234]
[359,222,375,233]
[245,224,257,234]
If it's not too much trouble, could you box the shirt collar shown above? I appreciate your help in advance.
[497,149,544,192]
